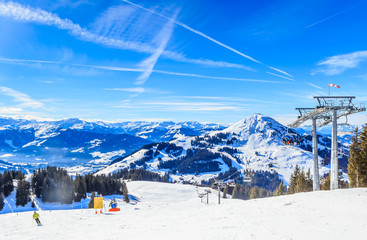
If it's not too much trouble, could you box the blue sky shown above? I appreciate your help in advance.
[0,0,366,125]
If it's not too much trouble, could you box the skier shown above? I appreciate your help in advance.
[33,211,41,225]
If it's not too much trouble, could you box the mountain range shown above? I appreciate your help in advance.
[0,114,351,184]
[0,116,226,174]
[97,114,351,184]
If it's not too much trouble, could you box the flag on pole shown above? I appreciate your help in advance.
[328,84,340,88]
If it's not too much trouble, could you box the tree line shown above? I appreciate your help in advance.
[229,182,286,200]
[31,167,129,204]
[0,170,29,210]
[1,167,170,210]
[110,168,169,182]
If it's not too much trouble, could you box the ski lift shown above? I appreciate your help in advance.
[242,168,253,183]
[225,180,236,187]
[320,158,325,166]
[337,116,353,136]
[282,128,300,146]
[243,175,252,183]
[338,147,349,158]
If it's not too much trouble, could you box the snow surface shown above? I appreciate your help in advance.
[1,181,366,239]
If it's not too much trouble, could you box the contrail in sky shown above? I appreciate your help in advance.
[120,0,261,64]
[0,57,286,84]
[136,11,177,85]
[120,0,292,77]
[266,72,294,81]
[306,2,365,28]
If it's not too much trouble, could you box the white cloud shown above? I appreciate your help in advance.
[105,87,170,95]
[181,96,280,104]
[38,80,54,84]
[113,101,243,112]
[0,2,252,70]
[105,87,145,94]
[0,2,152,52]
[312,51,367,75]
[0,107,23,114]
[0,86,44,108]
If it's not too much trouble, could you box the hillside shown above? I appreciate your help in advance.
[0,114,351,181]
[98,114,344,185]
[0,181,366,239]
[0,116,224,174]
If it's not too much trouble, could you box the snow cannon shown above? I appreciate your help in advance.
[108,201,120,212]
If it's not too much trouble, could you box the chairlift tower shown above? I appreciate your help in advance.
[213,180,227,204]
[290,96,365,191]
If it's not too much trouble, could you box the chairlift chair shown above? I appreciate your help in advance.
[241,168,253,183]
[337,116,353,136]
[226,180,236,187]
[282,128,300,146]
[243,175,252,183]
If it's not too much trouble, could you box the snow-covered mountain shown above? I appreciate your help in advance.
[0,114,352,180]
[0,116,226,173]
[0,116,226,142]
[0,128,151,174]
[98,114,350,185]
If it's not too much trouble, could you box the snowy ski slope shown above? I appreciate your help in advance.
[0,181,366,239]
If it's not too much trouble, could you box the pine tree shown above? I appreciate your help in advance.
[348,128,362,187]
[288,166,312,194]
[73,175,87,202]
[295,171,306,193]
[244,185,251,200]
[259,188,267,198]
[0,193,4,211]
[358,125,367,186]
[0,172,3,194]
[305,169,313,191]
[249,186,259,199]
[89,191,95,208]
[238,185,246,199]
[274,181,285,196]
[288,165,301,194]
[232,184,242,199]
[2,171,14,197]
[16,179,30,206]
[321,174,330,190]
[266,191,273,197]
[222,185,228,199]
[123,182,130,203]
